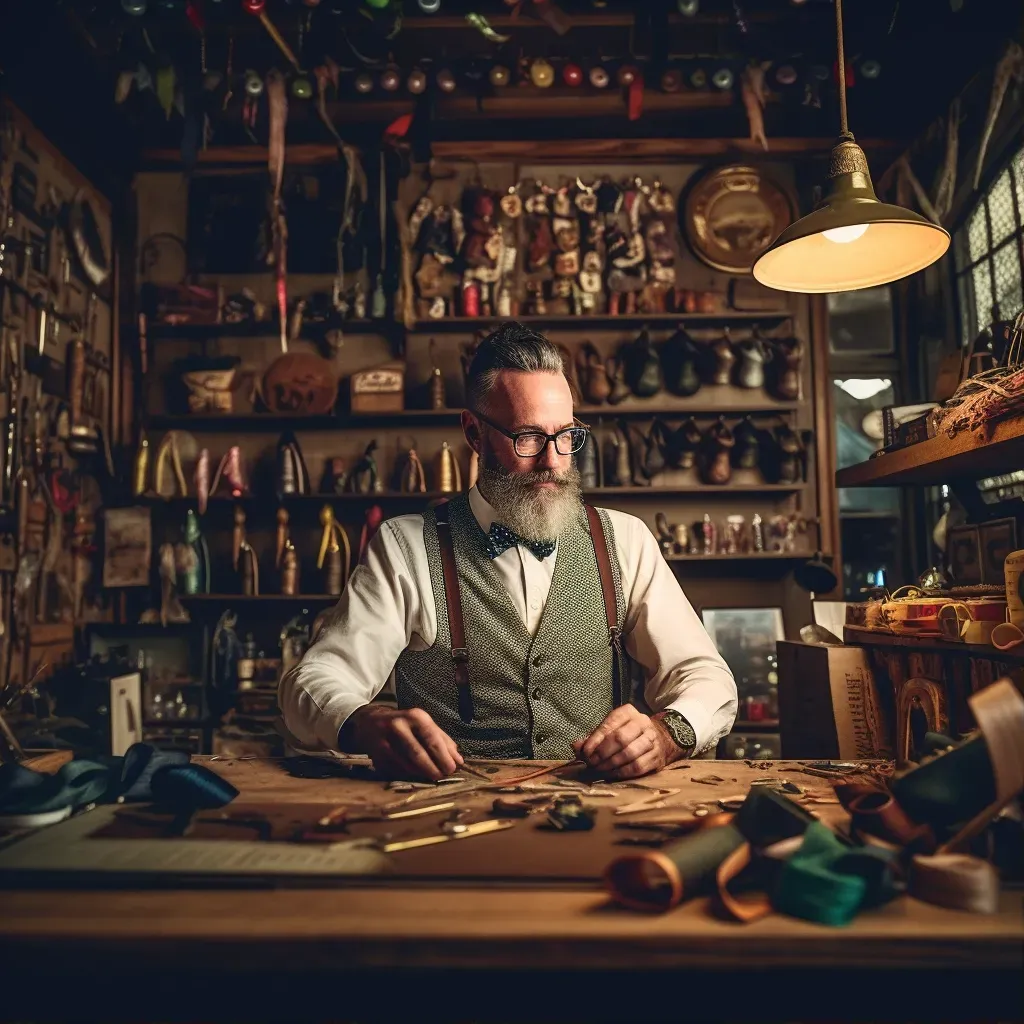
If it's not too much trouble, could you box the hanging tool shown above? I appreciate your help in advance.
[242,0,302,71]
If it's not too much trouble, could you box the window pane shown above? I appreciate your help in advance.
[988,170,1016,247]
[993,241,1023,319]
[1014,147,1024,213]
[972,259,993,327]
[957,272,976,342]
[968,204,989,262]
[826,287,894,354]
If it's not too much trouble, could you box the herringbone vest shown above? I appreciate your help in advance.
[394,494,631,759]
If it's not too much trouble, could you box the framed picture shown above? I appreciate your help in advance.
[701,607,785,711]
[103,507,152,588]
[978,518,1019,586]
[947,524,982,586]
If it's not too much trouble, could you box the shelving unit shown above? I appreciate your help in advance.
[843,626,1024,664]
[148,402,801,432]
[835,417,1024,487]
[148,312,794,342]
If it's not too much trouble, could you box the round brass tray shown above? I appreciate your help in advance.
[683,165,794,274]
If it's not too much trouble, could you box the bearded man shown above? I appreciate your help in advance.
[280,322,736,780]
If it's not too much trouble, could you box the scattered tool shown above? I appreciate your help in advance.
[380,817,515,853]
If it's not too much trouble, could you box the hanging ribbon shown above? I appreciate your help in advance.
[267,69,289,354]
[465,12,511,42]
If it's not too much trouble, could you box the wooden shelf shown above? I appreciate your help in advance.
[146,321,388,341]
[577,401,800,417]
[145,412,464,431]
[179,594,338,604]
[734,719,780,730]
[835,417,1024,488]
[664,553,806,562]
[843,626,1024,663]
[409,313,791,332]
[142,484,805,509]
[147,403,799,432]
[598,483,802,495]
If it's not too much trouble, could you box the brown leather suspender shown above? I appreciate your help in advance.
[434,501,624,725]
[434,501,475,723]
[584,503,623,708]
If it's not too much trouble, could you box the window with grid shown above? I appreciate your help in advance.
[954,143,1024,342]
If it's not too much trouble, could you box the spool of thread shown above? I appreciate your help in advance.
[909,854,999,914]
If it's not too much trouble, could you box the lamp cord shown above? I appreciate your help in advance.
[835,0,852,140]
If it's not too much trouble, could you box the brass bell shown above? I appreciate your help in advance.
[530,59,555,88]
[244,70,264,97]
[380,65,401,92]
[677,0,699,13]
[436,68,457,92]
[291,76,313,99]
[661,69,683,93]
[489,64,511,87]
[589,65,610,88]
[354,73,374,94]
[407,68,428,94]
[617,64,639,87]
[122,0,148,14]
[418,0,441,9]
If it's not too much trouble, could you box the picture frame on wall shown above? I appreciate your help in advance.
[700,607,785,724]
[978,518,1019,586]
[947,524,983,586]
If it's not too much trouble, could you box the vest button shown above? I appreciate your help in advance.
[535,732,548,745]
[532,687,543,700]
[532,655,543,667]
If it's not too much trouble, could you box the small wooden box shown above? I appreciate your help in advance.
[350,362,405,414]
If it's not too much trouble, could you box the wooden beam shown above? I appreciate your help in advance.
[141,137,902,169]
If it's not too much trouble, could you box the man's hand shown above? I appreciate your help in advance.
[572,705,682,779]
[339,705,464,781]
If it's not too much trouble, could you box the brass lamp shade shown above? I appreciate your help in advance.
[753,136,950,293]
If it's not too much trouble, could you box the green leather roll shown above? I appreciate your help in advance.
[605,788,816,912]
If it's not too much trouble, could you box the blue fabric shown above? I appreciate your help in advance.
[485,522,556,561]
[0,744,236,819]
[0,760,110,816]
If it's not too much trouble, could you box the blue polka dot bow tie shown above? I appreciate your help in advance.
[485,522,556,561]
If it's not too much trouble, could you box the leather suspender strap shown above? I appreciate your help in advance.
[585,503,623,707]
[434,502,474,723]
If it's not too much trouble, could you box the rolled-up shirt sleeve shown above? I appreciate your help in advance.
[278,521,418,751]
[614,513,738,753]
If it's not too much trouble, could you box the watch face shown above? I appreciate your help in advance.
[661,711,696,753]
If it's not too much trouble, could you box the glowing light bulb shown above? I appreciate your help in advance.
[822,223,869,243]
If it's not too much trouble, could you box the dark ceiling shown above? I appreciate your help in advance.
[1,0,1021,194]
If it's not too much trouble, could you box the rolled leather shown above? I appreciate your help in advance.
[604,788,815,912]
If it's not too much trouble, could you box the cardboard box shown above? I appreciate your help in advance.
[777,641,893,759]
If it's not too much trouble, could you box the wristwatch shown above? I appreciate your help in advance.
[653,709,696,757]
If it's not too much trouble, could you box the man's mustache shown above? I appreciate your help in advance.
[484,462,576,487]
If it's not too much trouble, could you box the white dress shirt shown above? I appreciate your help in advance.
[279,486,737,754]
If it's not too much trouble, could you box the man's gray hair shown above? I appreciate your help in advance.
[465,321,565,410]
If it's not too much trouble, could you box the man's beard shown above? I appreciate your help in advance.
[478,449,583,543]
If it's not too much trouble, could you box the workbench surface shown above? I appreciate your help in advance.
[1,756,1020,1022]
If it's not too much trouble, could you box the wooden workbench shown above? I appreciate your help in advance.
[0,757,1021,1022]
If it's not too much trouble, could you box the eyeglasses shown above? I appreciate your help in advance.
[470,409,590,458]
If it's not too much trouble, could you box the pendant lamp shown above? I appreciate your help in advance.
[752,0,950,293]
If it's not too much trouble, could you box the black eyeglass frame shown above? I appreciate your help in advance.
[469,409,591,458]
